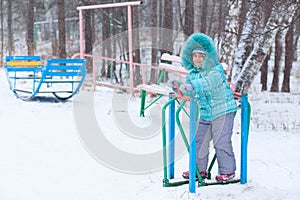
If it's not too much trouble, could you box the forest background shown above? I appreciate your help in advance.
[0,0,299,93]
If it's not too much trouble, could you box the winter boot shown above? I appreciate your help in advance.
[182,170,208,180]
[215,172,235,182]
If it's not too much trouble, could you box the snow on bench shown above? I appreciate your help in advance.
[138,53,186,95]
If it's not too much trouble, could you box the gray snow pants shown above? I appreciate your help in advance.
[196,112,236,174]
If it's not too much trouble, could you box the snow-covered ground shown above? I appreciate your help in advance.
[1,67,300,200]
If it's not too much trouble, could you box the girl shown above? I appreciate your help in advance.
[179,33,238,182]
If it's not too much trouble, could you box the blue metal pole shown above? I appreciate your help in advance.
[241,94,249,184]
[189,96,197,193]
[168,93,175,179]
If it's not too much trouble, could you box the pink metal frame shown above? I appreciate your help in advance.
[72,52,187,92]
[76,1,188,95]
[77,1,142,93]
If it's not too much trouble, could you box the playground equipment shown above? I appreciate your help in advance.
[138,54,250,192]
[77,1,143,93]
[140,76,250,192]
[160,92,251,192]
[75,1,187,94]
[74,1,250,192]
[4,56,87,101]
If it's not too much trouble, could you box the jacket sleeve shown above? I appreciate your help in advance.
[189,69,224,95]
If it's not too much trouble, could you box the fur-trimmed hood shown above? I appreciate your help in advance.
[181,33,219,71]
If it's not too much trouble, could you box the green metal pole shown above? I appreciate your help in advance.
[143,94,164,110]
[175,100,204,186]
[157,70,165,85]
[175,101,189,148]
[140,92,164,117]
[140,90,146,117]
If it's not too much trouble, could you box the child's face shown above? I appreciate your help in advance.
[192,52,205,68]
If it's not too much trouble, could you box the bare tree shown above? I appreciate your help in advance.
[207,0,216,35]
[270,29,283,92]
[27,0,35,55]
[219,0,243,73]
[0,0,3,66]
[58,0,66,58]
[236,0,248,43]
[43,0,57,57]
[281,23,294,92]
[293,7,300,61]
[149,0,158,84]
[133,6,142,85]
[100,8,110,77]
[259,1,273,91]
[200,0,208,34]
[78,0,95,74]
[260,49,270,91]
[161,0,173,55]
[234,1,299,93]
[7,0,13,55]
[215,0,227,42]
[0,0,4,67]
[231,0,260,83]
[183,0,194,38]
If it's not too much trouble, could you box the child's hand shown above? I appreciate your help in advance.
[179,84,194,96]
[167,79,182,93]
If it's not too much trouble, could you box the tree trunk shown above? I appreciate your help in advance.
[159,0,174,83]
[293,7,300,61]
[118,8,128,85]
[259,1,273,91]
[216,0,227,42]
[281,23,294,92]
[27,0,35,56]
[270,30,282,92]
[101,9,110,77]
[207,0,216,36]
[58,0,66,58]
[232,1,260,83]
[260,49,270,91]
[106,11,113,79]
[150,0,158,84]
[84,8,93,73]
[0,0,3,66]
[161,0,173,56]
[158,0,163,43]
[7,0,13,55]
[133,6,141,85]
[183,0,194,38]
[200,0,208,34]
[219,0,242,73]
[234,2,298,93]
[236,0,248,43]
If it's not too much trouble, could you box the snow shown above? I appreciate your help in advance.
[1,67,300,200]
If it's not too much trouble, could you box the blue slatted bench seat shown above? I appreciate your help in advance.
[4,56,87,101]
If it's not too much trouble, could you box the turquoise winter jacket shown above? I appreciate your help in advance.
[181,33,237,121]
